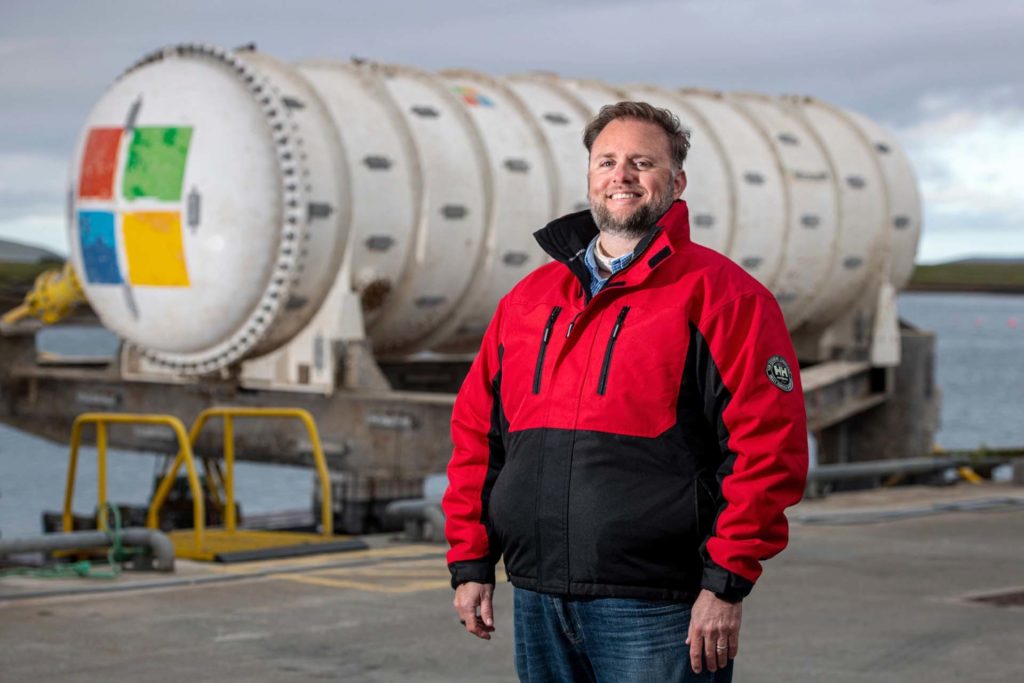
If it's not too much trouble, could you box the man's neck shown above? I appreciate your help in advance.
[597,232,642,259]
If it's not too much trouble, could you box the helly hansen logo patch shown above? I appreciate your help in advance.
[766,355,794,392]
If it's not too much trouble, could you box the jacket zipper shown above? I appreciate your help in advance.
[565,311,582,338]
[596,306,630,395]
[532,306,562,394]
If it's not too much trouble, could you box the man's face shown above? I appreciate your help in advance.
[587,118,687,238]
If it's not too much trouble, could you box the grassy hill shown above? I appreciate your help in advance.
[908,258,1024,293]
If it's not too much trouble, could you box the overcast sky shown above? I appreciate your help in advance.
[1,0,1021,263]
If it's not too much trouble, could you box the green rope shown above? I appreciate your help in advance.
[0,503,142,580]
[0,560,100,579]
[88,502,123,579]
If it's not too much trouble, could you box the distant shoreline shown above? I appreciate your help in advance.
[907,260,1024,295]
[904,283,1024,294]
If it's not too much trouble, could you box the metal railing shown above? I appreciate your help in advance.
[146,407,333,536]
[64,413,204,553]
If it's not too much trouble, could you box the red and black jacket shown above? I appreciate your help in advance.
[443,201,808,602]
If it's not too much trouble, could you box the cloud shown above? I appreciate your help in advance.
[0,152,68,221]
[0,153,67,219]
[915,225,1023,264]
[895,96,1024,262]
[0,152,69,254]
[0,152,67,201]
[898,103,1024,218]
[1,0,1021,264]
[0,212,68,256]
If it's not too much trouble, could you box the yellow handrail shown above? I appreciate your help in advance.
[64,413,204,553]
[147,407,333,536]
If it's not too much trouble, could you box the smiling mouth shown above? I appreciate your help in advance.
[608,192,642,200]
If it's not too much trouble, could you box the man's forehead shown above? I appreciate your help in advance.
[593,149,657,158]
[591,118,672,155]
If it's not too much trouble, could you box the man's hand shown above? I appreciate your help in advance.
[685,589,742,673]
[453,581,496,640]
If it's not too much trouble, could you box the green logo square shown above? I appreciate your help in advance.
[122,126,193,201]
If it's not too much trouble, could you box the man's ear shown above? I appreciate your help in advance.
[673,170,687,198]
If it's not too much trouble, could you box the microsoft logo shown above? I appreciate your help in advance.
[77,125,193,287]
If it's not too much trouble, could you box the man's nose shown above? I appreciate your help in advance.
[613,163,637,183]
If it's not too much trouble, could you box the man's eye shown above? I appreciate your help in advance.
[635,160,651,168]
[599,160,614,167]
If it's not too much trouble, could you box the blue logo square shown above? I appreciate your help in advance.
[78,211,123,284]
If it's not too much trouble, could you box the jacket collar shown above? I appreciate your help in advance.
[534,200,691,263]
[533,200,692,298]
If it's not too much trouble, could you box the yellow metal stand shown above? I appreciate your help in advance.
[64,408,347,562]
[65,414,205,555]
[147,407,339,561]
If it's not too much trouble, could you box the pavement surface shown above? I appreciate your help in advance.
[1,482,1022,682]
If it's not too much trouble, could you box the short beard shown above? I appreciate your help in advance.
[590,192,676,240]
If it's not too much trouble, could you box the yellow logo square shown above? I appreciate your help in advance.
[122,211,190,287]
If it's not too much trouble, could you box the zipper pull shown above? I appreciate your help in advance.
[565,311,582,338]
[543,306,561,342]
[611,306,630,339]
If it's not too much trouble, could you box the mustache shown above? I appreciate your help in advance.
[590,192,675,239]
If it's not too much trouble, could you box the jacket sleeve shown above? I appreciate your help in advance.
[443,297,508,588]
[695,291,809,601]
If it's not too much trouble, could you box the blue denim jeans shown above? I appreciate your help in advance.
[513,587,734,683]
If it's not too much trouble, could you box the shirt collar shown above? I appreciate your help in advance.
[585,235,635,276]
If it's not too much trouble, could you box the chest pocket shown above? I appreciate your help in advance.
[499,302,571,429]
[579,303,689,438]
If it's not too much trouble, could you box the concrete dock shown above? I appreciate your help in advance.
[2,482,1022,682]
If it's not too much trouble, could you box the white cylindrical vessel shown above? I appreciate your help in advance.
[67,44,921,374]
[69,45,348,374]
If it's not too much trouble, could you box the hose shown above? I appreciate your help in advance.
[0,503,139,580]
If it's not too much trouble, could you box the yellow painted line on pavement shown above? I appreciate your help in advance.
[272,573,451,594]
[199,544,445,575]
[323,560,446,577]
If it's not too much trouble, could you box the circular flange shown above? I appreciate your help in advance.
[71,43,309,375]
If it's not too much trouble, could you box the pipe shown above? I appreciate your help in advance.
[807,456,968,483]
[423,505,446,542]
[0,528,175,572]
[384,498,445,542]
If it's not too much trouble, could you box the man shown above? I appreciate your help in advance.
[443,101,808,681]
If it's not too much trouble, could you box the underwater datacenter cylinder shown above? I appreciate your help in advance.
[67,43,921,374]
